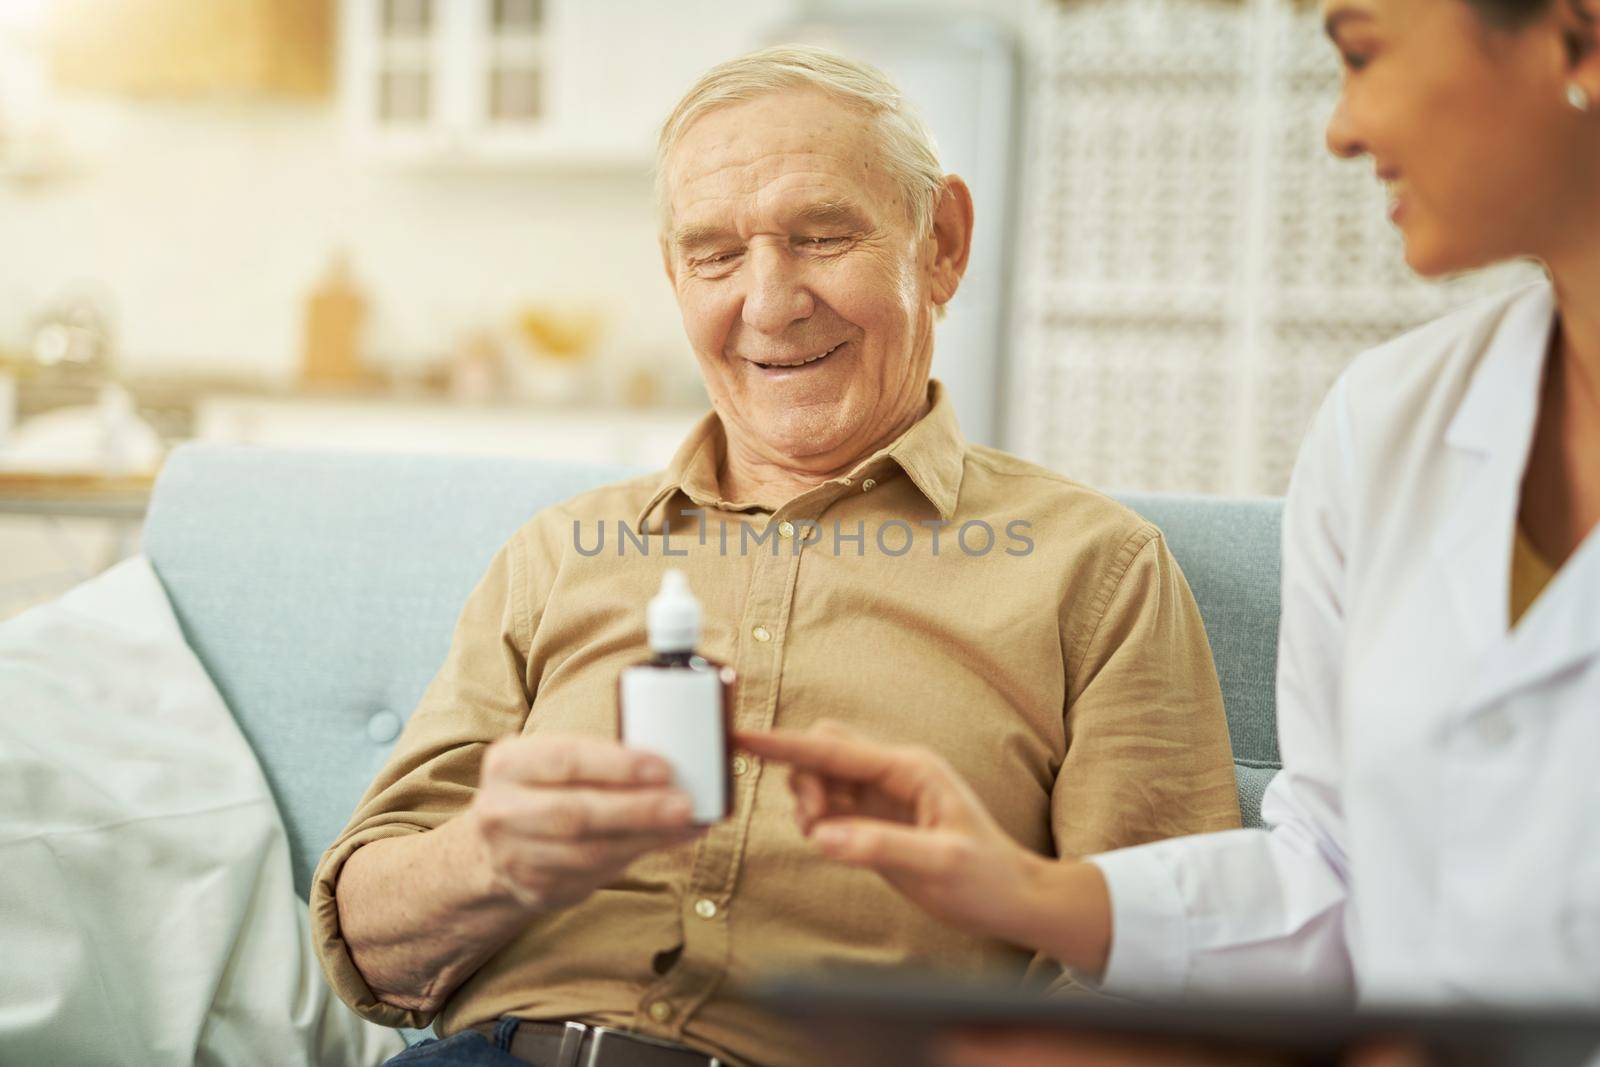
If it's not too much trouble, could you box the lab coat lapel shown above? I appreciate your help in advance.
[1433,283,1555,655]
[1433,458,1517,657]
[1432,284,1553,660]
[1427,284,1598,716]
[1467,524,1600,716]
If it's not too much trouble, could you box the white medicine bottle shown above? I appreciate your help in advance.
[617,569,734,824]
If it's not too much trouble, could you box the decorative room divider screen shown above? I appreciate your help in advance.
[1008,0,1538,495]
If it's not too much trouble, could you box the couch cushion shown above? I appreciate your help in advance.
[142,445,639,897]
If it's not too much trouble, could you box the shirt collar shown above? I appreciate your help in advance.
[633,413,734,534]
[634,379,967,532]
[876,378,966,520]
[1445,280,1555,457]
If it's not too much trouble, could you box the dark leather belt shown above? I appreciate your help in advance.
[474,1019,724,1067]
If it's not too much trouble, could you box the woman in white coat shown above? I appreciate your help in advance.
[742,0,1600,1057]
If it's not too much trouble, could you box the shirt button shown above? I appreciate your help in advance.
[751,625,772,643]
[861,478,877,492]
[647,1000,673,1023]
[777,520,796,538]
[366,711,401,744]
[694,898,719,920]
[731,755,750,777]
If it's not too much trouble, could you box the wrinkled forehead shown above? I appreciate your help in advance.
[661,91,906,236]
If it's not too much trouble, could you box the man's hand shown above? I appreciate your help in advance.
[468,734,705,912]
[737,721,1105,967]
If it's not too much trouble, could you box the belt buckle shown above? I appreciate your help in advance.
[586,1024,722,1067]
[554,1021,587,1067]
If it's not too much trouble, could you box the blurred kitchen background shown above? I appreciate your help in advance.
[0,0,1537,617]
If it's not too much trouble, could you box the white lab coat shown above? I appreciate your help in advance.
[1092,280,1600,1010]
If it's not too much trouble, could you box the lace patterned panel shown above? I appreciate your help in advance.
[1011,0,1541,495]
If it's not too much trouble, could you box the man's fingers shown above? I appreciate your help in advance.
[495,828,704,906]
[527,828,702,874]
[810,817,969,880]
[478,786,693,840]
[485,734,672,787]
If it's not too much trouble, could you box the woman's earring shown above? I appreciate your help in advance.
[1568,82,1592,113]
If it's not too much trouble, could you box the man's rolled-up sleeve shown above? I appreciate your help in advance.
[308,533,537,1028]
[1034,526,1240,991]
[1053,526,1242,857]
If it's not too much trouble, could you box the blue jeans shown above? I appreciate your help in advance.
[385,1017,529,1065]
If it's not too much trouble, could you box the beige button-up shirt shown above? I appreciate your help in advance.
[311,382,1240,1066]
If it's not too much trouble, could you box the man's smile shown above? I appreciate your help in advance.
[748,341,847,374]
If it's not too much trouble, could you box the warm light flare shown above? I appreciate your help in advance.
[0,0,50,33]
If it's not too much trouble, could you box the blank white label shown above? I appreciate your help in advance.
[619,668,726,823]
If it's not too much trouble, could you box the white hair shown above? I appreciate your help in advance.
[655,44,946,236]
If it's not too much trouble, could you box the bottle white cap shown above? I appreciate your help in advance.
[647,569,700,653]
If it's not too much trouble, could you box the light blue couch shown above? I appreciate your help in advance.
[141,444,1284,900]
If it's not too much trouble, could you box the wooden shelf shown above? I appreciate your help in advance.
[0,470,157,519]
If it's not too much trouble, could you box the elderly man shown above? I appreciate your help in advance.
[311,45,1239,1067]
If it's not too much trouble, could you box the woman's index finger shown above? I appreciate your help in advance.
[736,727,902,784]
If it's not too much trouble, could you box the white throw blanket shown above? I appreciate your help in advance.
[0,557,403,1066]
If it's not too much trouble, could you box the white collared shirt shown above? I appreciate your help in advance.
[1092,281,1600,1009]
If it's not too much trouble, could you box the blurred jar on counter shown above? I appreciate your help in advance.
[29,286,115,388]
[5,285,161,473]
[507,303,605,404]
